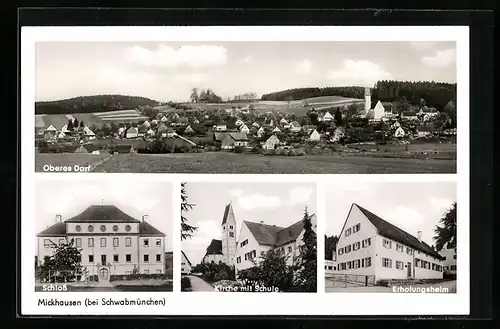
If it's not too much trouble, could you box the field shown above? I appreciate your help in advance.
[35,153,111,172]
[301,95,364,105]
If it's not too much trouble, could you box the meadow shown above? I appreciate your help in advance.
[35,153,111,172]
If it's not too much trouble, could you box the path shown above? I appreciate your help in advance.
[326,280,457,293]
[187,276,214,292]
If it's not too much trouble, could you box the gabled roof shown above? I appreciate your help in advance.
[228,132,248,141]
[127,127,138,133]
[139,221,165,236]
[214,132,228,141]
[65,205,141,223]
[181,250,192,266]
[205,239,223,256]
[354,204,444,260]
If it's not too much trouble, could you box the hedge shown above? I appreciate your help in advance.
[181,276,192,291]
[109,273,172,282]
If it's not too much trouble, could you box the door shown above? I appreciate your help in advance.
[99,268,109,280]
[407,262,412,278]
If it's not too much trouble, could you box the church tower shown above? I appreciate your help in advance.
[221,202,237,266]
[364,87,372,111]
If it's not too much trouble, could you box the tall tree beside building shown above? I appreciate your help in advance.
[294,207,317,292]
[190,88,199,103]
[38,239,83,283]
[73,118,79,128]
[181,182,198,241]
[433,202,457,252]
[325,235,339,260]
[67,119,74,131]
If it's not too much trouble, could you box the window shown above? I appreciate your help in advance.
[101,255,107,264]
[75,225,81,232]
[328,266,333,270]
[237,257,241,264]
[100,225,106,232]
[156,239,161,247]
[338,248,343,256]
[113,254,119,263]
[88,238,94,247]
[144,254,149,263]
[76,238,82,248]
[453,255,457,259]
[406,247,413,255]
[362,238,372,248]
[44,239,51,247]
[353,242,360,251]
[113,238,119,247]
[288,246,292,253]
[59,239,65,245]
[77,255,81,263]
[353,223,360,233]
[144,270,149,274]
[126,271,132,275]
[230,225,233,229]
[345,228,352,236]
[396,261,404,270]
[100,238,106,247]
[143,239,149,247]
[126,238,131,247]
[126,254,131,262]
[354,259,360,269]
[113,225,119,232]
[229,232,234,238]
[156,269,162,274]
[240,239,248,247]
[156,254,161,262]
[125,225,131,232]
[451,265,457,271]
[346,245,351,253]
[382,258,392,268]
[88,255,94,263]
[443,256,447,260]
[396,244,403,252]
[383,239,392,249]
[88,225,94,232]
[362,257,371,267]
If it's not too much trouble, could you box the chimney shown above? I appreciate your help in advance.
[364,87,371,111]
[417,230,422,242]
[55,214,62,223]
[142,215,149,222]
[260,221,264,225]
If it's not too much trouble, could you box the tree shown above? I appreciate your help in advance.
[190,88,199,103]
[433,202,457,252]
[294,207,317,292]
[79,121,85,128]
[73,118,79,129]
[443,100,457,128]
[420,98,427,107]
[334,108,343,126]
[181,182,198,240]
[67,119,74,131]
[325,235,339,260]
[38,239,83,283]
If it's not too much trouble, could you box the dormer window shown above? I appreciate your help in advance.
[75,225,81,232]
[100,225,106,232]
[113,225,119,232]
[125,225,131,232]
[88,225,94,232]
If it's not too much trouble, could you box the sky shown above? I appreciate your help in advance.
[35,41,456,102]
[325,182,456,248]
[181,182,317,265]
[35,179,173,251]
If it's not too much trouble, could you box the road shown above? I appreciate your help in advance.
[187,276,215,292]
[326,280,457,293]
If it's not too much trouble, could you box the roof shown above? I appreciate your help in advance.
[37,222,67,237]
[181,250,192,266]
[127,127,138,133]
[228,132,248,141]
[205,239,223,256]
[244,215,315,247]
[214,132,228,141]
[82,144,99,152]
[221,203,232,225]
[354,204,444,259]
[402,111,417,116]
[65,205,141,223]
[139,221,165,236]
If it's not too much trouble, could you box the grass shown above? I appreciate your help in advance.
[302,95,363,104]
[90,151,456,174]
[35,283,173,292]
[35,153,111,172]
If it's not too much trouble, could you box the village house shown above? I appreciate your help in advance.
[161,116,168,123]
[235,119,244,127]
[401,111,418,120]
[334,203,444,281]
[166,128,176,138]
[192,118,200,125]
[126,127,138,139]
[252,122,260,128]
[330,127,345,143]
[184,125,195,134]
[213,124,227,132]
[36,205,166,280]
[302,125,316,133]
[240,124,250,134]
[416,126,435,138]
[146,128,155,138]
[257,126,265,138]
[45,125,57,133]
[289,121,302,133]
[220,132,249,150]
[272,126,281,134]
[280,118,289,126]
[309,129,321,141]
[322,111,334,122]
[262,135,280,150]
[394,127,405,138]
[181,251,192,275]
[438,243,457,275]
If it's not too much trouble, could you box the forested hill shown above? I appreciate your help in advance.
[261,87,365,102]
[35,95,160,115]
[260,81,457,110]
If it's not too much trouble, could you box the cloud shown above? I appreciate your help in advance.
[124,44,228,68]
[237,194,282,211]
[241,55,253,64]
[288,187,314,205]
[170,73,208,83]
[421,48,456,67]
[430,197,454,210]
[409,41,438,50]
[328,59,392,87]
[294,59,312,75]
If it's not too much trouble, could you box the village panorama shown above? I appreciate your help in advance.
[35,81,457,174]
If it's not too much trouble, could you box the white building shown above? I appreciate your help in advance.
[309,129,321,141]
[240,124,250,134]
[439,243,457,275]
[202,203,237,265]
[334,203,444,281]
[36,205,166,281]
[322,112,334,122]
[181,250,192,275]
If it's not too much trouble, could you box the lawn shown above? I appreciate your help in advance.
[91,151,456,174]
[35,153,111,172]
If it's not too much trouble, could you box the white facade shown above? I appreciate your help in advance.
[221,205,237,266]
[181,251,192,275]
[334,204,444,281]
[202,253,225,264]
[364,87,371,111]
[439,244,457,274]
[373,100,385,120]
[234,222,271,274]
[309,130,321,141]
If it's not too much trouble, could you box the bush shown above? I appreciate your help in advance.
[234,146,245,153]
[88,274,99,282]
[181,276,192,291]
[251,146,262,154]
[375,280,389,287]
[109,273,171,282]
